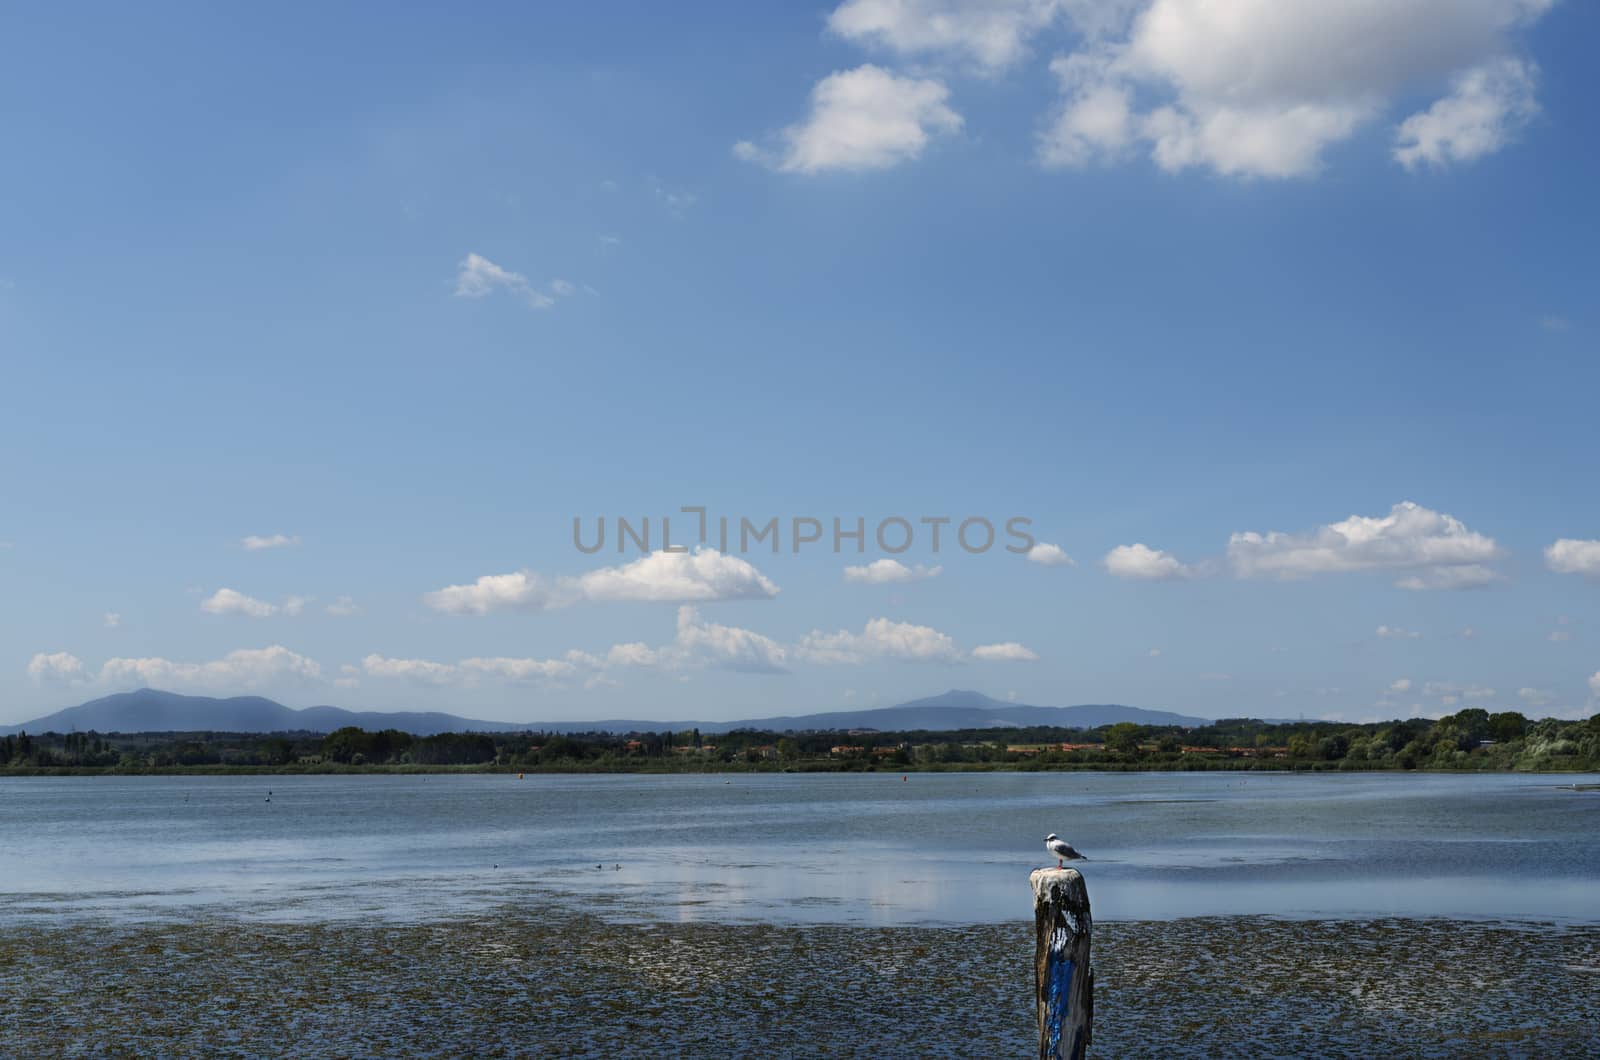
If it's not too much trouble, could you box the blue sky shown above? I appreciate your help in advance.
[3,1,1597,725]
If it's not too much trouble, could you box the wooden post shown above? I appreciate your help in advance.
[1030,867,1093,1059]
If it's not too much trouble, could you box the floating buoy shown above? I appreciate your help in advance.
[518,772,524,780]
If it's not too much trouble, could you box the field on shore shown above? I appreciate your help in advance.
[4,908,1597,1057]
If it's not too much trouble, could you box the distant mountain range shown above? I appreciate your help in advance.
[1,687,1210,737]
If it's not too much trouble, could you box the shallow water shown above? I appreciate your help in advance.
[3,771,1596,925]
[3,912,1597,1057]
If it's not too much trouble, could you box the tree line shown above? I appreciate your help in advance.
[1,707,1597,773]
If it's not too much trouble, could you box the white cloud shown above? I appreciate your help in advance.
[843,558,943,584]
[1394,565,1500,591]
[459,656,580,682]
[1389,678,1413,693]
[1545,538,1600,577]
[1026,542,1076,567]
[1146,647,1163,658]
[27,651,85,684]
[1228,502,1501,589]
[1518,686,1552,706]
[1590,671,1600,698]
[1395,56,1538,169]
[1040,54,1137,166]
[970,641,1039,662]
[1103,542,1197,580]
[326,596,360,617]
[424,548,778,616]
[673,606,792,674]
[1040,0,1554,178]
[453,253,575,310]
[1549,631,1571,643]
[282,595,312,617]
[1376,625,1422,640]
[99,646,322,690]
[242,533,300,551]
[735,65,962,174]
[362,654,459,686]
[576,549,780,605]
[423,571,549,615]
[361,648,609,687]
[799,617,964,664]
[201,588,278,618]
[103,612,121,629]
[828,0,1068,71]
[606,642,664,668]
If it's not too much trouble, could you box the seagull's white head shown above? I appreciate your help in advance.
[1044,833,1058,842]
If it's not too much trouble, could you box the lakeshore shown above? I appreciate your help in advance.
[3,909,1597,1057]
[5,771,1597,1055]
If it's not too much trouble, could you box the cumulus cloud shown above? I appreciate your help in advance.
[1389,678,1413,693]
[242,533,300,551]
[970,642,1040,662]
[1590,671,1600,699]
[424,548,778,616]
[1103,542,1197,580]
[734,65,962,173]
[673,606,792,674]
[1376,625,1422,640]
[27,651,85,684]
[1040,0,1554,178]
[362,654,459,686]
[103,612,121,629]
[1546,538,1600,577]
[99,646,322,689]
[827,0,1071,71]
[800,617,965,664]
[1026,542,1076,567]
[1228,502,1501,589]
[1395,56,1539,169]
[453,253,575,310]
[201,588,279,618]
[606,642,665,668]
[843,559,943,584]
[459,656,581,682]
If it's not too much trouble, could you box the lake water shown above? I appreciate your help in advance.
[3,771,1596,926]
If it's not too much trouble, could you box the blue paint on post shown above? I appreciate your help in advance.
[1045,952,1074,1057]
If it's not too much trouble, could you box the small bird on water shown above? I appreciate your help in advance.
[1044,833,1088,868]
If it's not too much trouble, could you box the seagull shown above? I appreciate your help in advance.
[1044,833,1088,868]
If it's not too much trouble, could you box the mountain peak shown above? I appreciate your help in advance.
[895,689,1012,711]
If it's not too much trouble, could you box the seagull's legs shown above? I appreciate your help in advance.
[1056,858,1063,868]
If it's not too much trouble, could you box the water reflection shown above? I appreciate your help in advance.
[2,771,1595,925]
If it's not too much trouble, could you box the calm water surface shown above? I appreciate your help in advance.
[3,772,1595,925]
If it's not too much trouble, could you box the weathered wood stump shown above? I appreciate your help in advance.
[1030,867,1093,1059]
